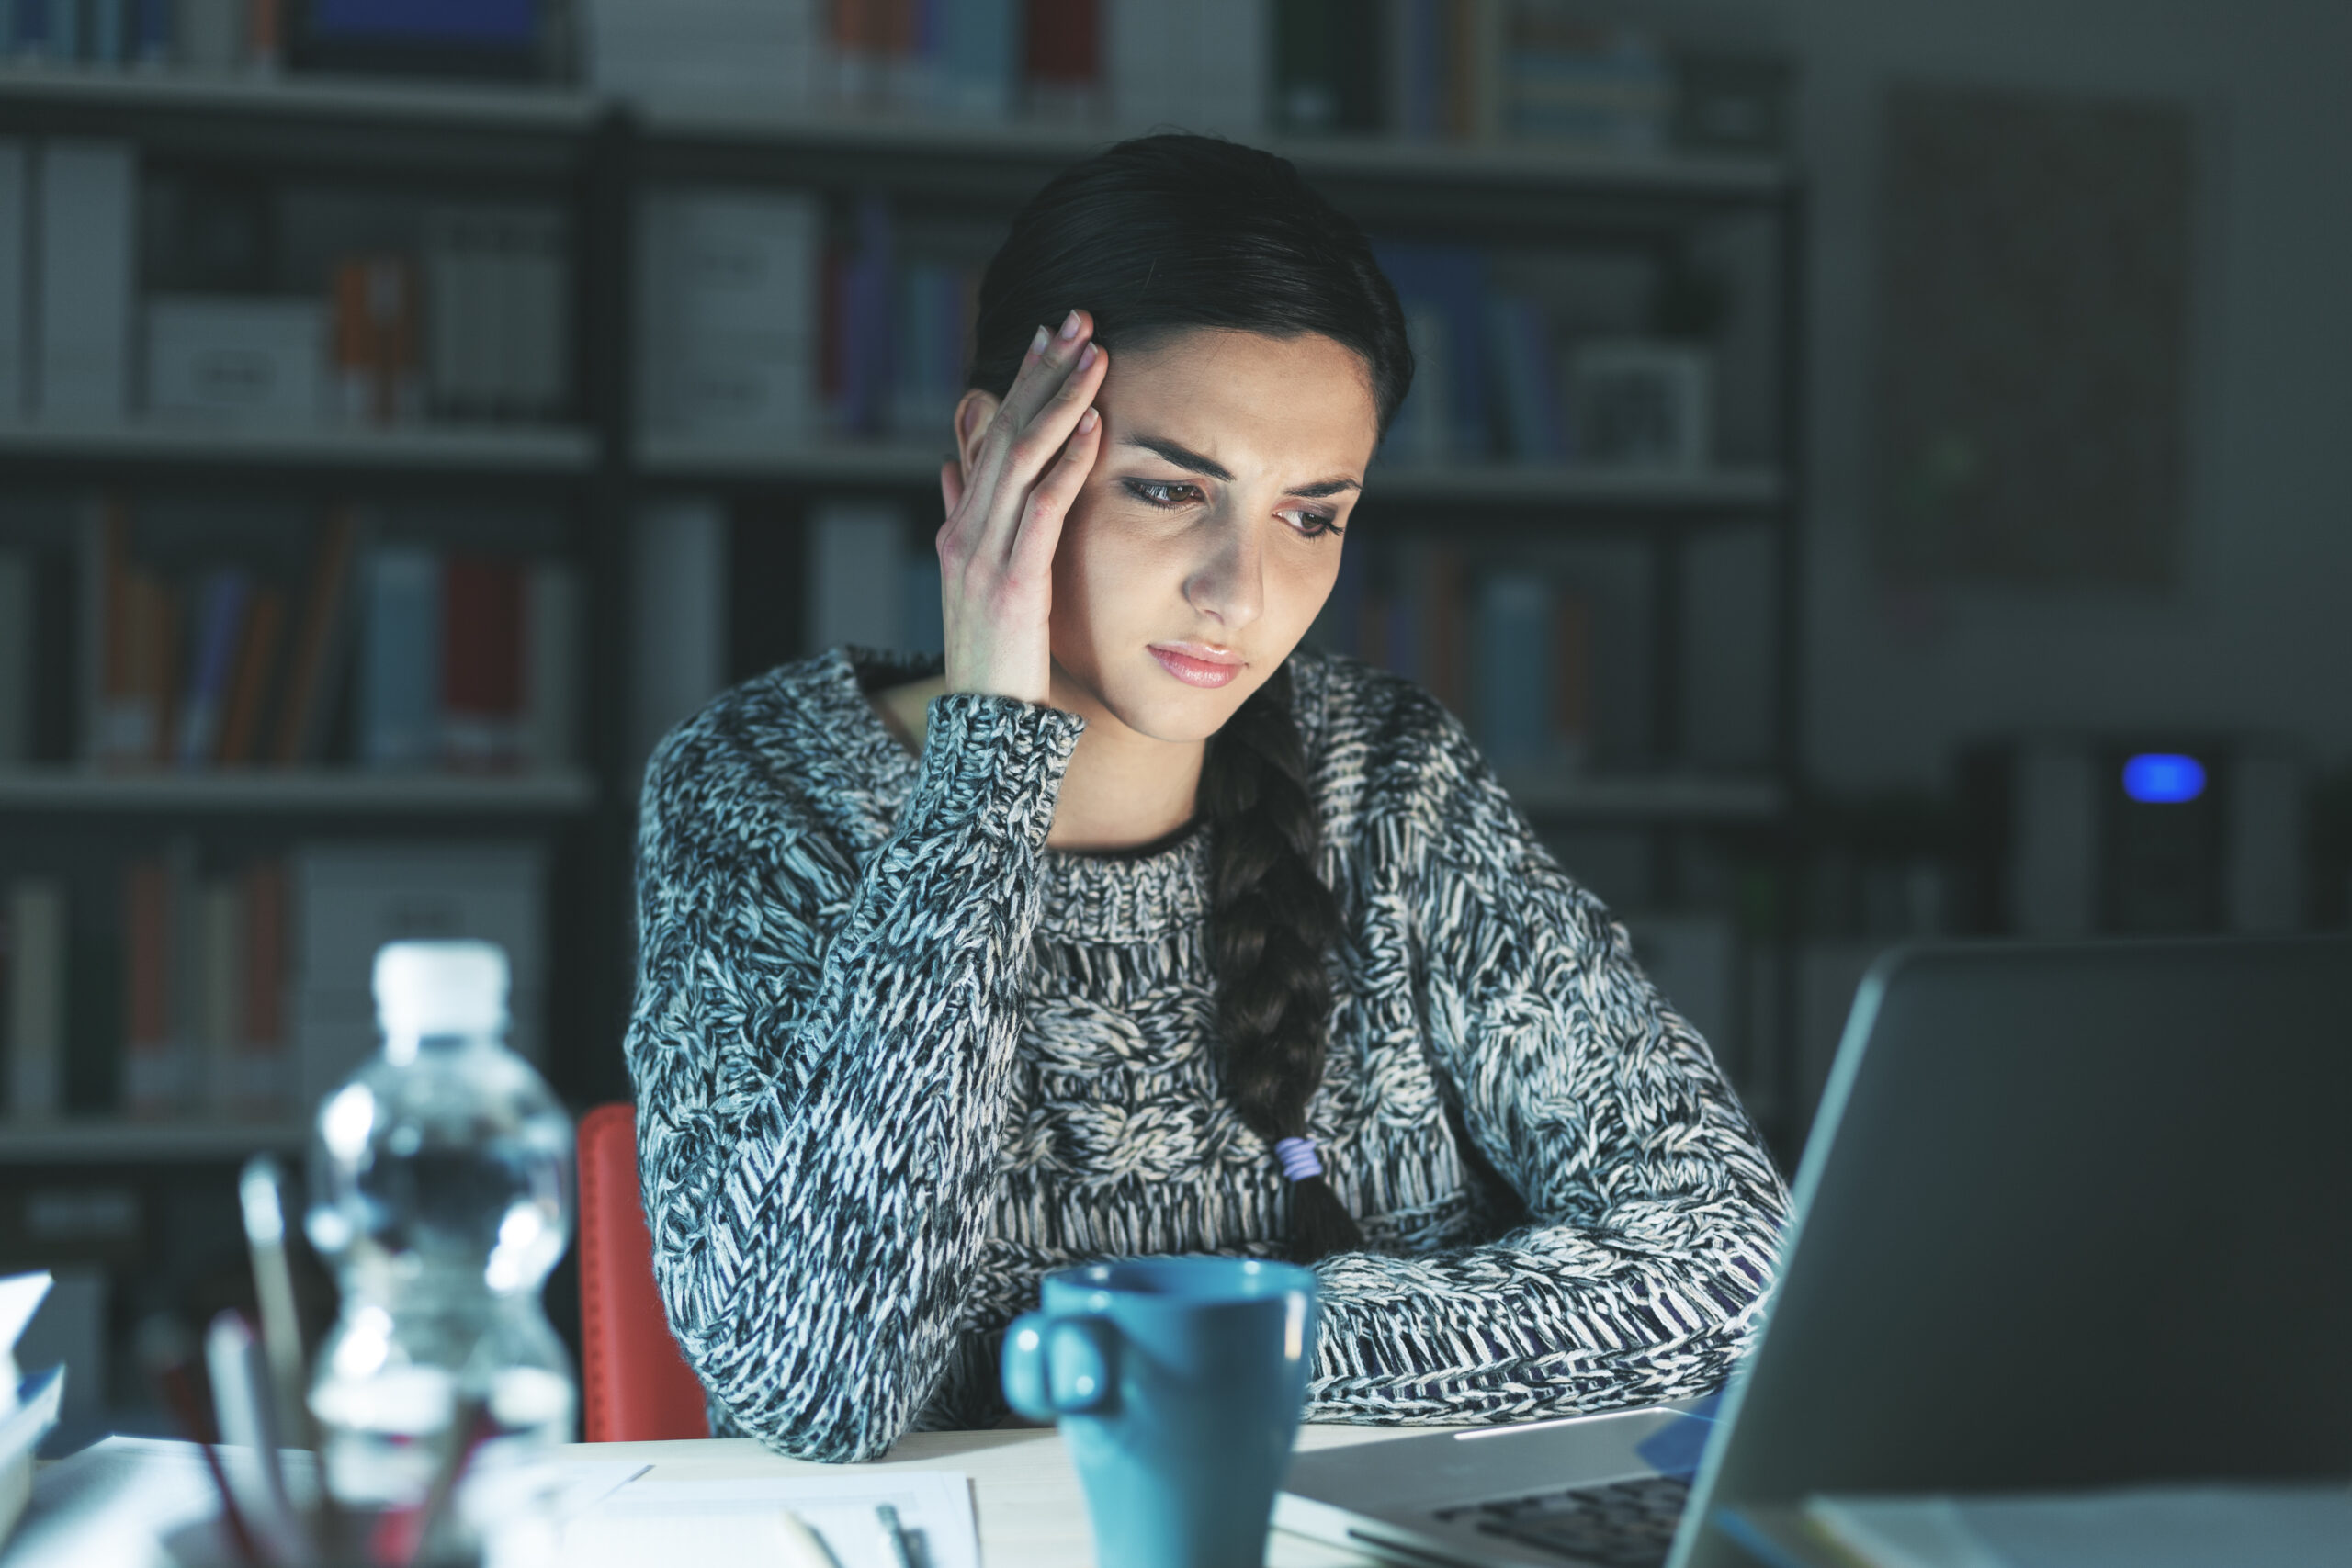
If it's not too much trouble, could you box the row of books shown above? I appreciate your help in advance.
[639,186,980,446]
[789,497,1590,776]
[1,0,548,78]
[1378,240,1717,469]
[1313,539,1595,774]
[0,840,546,1124]
[29,500,580,773]
[637,186,1724,468]
[0,138,571,428]
[583,1,1788,154]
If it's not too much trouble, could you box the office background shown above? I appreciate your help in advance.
[0,0,2345,1445]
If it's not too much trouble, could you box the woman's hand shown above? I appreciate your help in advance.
[936,310,1109,705]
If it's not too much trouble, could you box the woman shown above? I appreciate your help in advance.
[627,134,1789,1464]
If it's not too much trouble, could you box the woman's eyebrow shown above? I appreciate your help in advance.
[1122,434,1235,480]
[1121,434,1361,497]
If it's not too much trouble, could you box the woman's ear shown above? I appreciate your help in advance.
[953,389,1000,483]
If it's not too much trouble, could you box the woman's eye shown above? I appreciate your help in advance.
[1124,479,1203,508]
[1280,508,1344,539]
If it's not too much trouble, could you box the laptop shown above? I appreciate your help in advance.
[1277,936,2352,1567]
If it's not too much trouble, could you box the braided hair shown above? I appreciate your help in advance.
[967,135,1413,1261]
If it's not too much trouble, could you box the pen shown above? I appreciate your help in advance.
[775,1510,842,1568]
[205,1309,306,1567]
[238,1156,311,1443]
[876,1503,918,1568]
[155,1353,266,1568]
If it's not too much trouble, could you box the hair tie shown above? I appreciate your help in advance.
[1273,1136,1323,1182]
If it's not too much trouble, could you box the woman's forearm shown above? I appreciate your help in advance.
[628,691,1082,1460]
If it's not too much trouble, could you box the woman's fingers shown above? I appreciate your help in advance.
[967,310,1096,500]
[1008,405,1101,579]
[1001,310,1090,429]
[971,342,1106,565]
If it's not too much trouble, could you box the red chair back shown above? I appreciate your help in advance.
[576,1102,711,1441]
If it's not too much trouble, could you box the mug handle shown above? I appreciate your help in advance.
[1001,1312,1119,1421]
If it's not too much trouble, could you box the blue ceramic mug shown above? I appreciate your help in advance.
[1001,1257,1320,1568]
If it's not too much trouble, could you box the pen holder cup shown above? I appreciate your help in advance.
[1002,1257,1318,1568]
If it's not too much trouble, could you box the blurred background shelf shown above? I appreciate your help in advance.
[1505,772,1787,823]
[0,422,598,475]
[1369,464,1785,510]
[639,438,1785,513]
[0,63,602,135]
[0,770,597,814]
[636,98,1787,194]
[0,1121,310,1165]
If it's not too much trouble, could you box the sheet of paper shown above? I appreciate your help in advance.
[2,1436,648,1568]
[564,1473,979,1568]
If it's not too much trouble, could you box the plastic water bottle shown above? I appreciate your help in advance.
[306,941,575,1565]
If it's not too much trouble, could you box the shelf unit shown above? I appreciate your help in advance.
[0,72,1806,1156]
[0,1120,310,1165]
[0,769,596,814]
[0,420,599,474]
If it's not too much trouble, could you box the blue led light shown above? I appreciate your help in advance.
[2122,753,2206,804]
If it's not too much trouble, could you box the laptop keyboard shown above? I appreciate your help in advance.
[1433,1472,1692,1567]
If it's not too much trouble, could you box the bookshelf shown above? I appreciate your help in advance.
[0,421,598,476]
[0,71,1810,1371]
[0,1119,310,1165]
[0,769,595,814]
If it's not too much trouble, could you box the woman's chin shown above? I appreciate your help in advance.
[1088,669,1263,746]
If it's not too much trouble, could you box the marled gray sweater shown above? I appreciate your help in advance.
[626,647,1790,1461]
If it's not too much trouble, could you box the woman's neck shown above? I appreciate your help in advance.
[872,671,1203,852]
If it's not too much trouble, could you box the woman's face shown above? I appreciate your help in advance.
[1038,327,1378,744]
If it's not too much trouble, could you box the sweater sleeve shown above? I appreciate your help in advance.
[1306,716,1792,1424]
[624,689,1083,1461]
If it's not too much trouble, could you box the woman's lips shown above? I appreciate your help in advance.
[1148,643,1246,689]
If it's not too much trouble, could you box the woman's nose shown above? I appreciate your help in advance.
[1183,517,1266,632]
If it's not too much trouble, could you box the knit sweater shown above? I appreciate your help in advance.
[626,646,1791,1462]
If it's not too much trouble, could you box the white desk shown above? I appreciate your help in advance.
[564,1423,1427,1568]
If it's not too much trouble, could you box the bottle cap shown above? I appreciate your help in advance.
[372,940,510,1039]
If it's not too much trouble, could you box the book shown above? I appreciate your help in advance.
[1023,0,1100,118]
[32,139,136,424]
[216,583,285,766]
[330,254,423,424]
[440,553,523,771]
[271,506,364,766]
[830,195,894,438]
[0,550,28,765]
[1107,0,1267,135]
[1485,293,1566,461]
[4,881,65,1123]
[121,855,184,1118]
[234,858,290,1118]
[1373,242,1491,460]
[143,295,327,425]
[0,139,25,417]
[89,519,185,770]
[193,876,243,1114]
[291,841,548,1105]
[175,567,250,767]
[807,501,910,653]
[582,0,820,102]
[356,543,441,770]
[937,0,1016,118]
[1272,0,1377,134]
[1501,8,1668,152]
[521,558,579,772]
[639,187,823,442]
[176,0,242,68]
